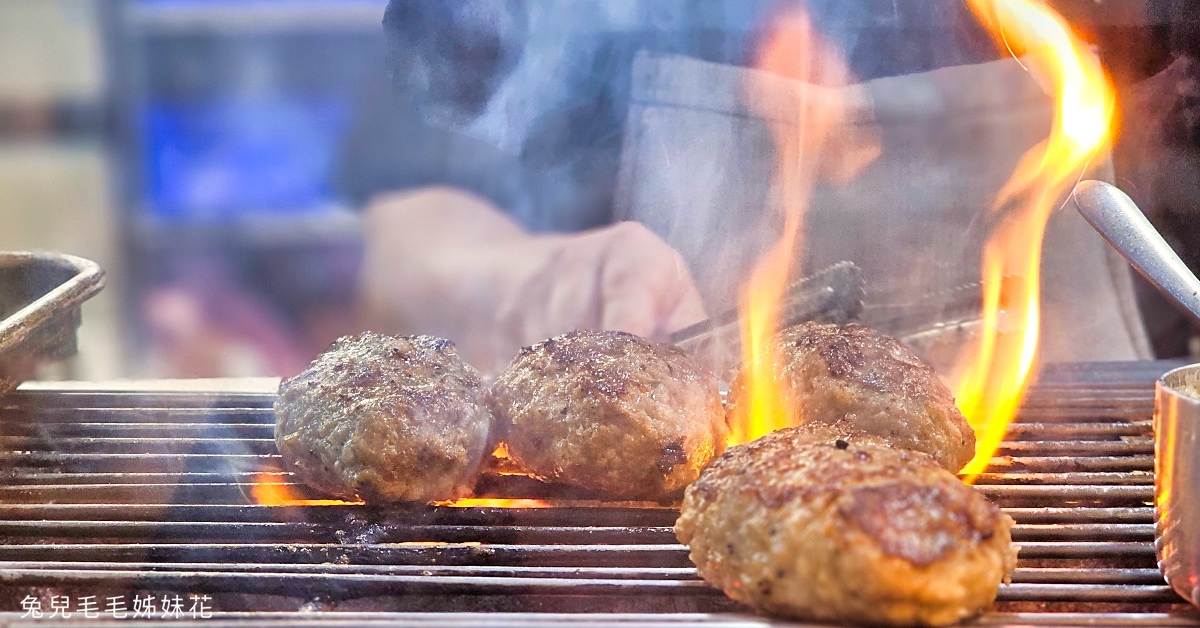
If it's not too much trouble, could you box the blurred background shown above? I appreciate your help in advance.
[1,0,1199,381]
[2,0,381,380]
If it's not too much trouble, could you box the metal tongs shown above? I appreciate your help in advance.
[1072,180,1200,321]
[669,261,865,373]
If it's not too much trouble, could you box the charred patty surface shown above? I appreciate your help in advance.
[492,330,727,499]
[676,424,1016,626]
[729,322,975,471]
[274,332,495,503]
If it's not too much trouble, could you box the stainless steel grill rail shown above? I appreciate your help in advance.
[0,362,1197,626]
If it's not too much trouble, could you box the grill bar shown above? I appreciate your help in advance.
[984,456,1154,472]
[0,540,1165,562]
[0,562,1168,583]
[0,521,1163,545]
[974,485,1153,501]
[0,543,698,568]
[0,481,1159,504]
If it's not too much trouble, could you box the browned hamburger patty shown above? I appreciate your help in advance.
[491,330,727,499]
[676,424,1017,626]
[729,322,975,471]
[274,332,495,503]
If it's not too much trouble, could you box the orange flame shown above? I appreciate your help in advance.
[395,541,483,547]
[248,474,548,508]
[249,472,363,506]
[728,9,876,445]
[434,498,551,508]
[955,0,1114,481]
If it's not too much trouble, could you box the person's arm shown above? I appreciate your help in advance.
[359,186,706,373]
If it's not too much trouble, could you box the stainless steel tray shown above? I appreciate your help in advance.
[0,252,105,394]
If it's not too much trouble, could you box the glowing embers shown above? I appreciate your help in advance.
[248,473,549,509]
[954,0,1115,481]
[249,471,363,507]
[433,498,550,509]
[249,447,551,508]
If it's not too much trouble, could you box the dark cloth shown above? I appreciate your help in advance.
[336,0,994,232]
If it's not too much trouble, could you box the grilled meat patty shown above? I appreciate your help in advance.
[274,332,495,503]
[492,330,727,499]
[729,322,975,471]
[676,424,1016,626]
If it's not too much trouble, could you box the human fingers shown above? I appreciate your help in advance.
[597,222,705,338]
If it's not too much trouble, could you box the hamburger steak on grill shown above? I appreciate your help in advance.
[729,322,975,471]
[492,330,727,499]
[275,332,495,503]
[676,423,1016,626]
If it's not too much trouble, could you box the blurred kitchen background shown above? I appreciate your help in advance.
[1,0,1199,381]
[2,0,381,380]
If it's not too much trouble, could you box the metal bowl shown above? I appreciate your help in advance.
[1154,364,1200,606]
[0,252,105,395]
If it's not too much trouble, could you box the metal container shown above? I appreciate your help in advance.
[1154,363,1200,606]
[0,252,105,394]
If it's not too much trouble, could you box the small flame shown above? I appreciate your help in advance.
[728,8,876,445]
[434,498,551,508]
[955,0,1115,481]
[248,474,548,508]
[249,472,363,506]
[395,541,483,547]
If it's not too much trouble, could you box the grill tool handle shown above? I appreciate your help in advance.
[1072,180,1200,322]
[669,261,864,376]
[668,261,864,346]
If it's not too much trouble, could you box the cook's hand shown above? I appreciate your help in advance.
[359,187,706,373]
[494,219,706,345]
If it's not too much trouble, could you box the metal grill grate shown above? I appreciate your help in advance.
[0,363,1197,626]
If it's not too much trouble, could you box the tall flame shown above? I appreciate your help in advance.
[728,9,876,445]
[955,0,1115,480]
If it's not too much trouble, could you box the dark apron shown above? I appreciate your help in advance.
[614,52,1151,372]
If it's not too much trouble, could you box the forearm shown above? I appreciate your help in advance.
[363,186,529,250]
[357,187,705,373]
[358,186,551,361]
